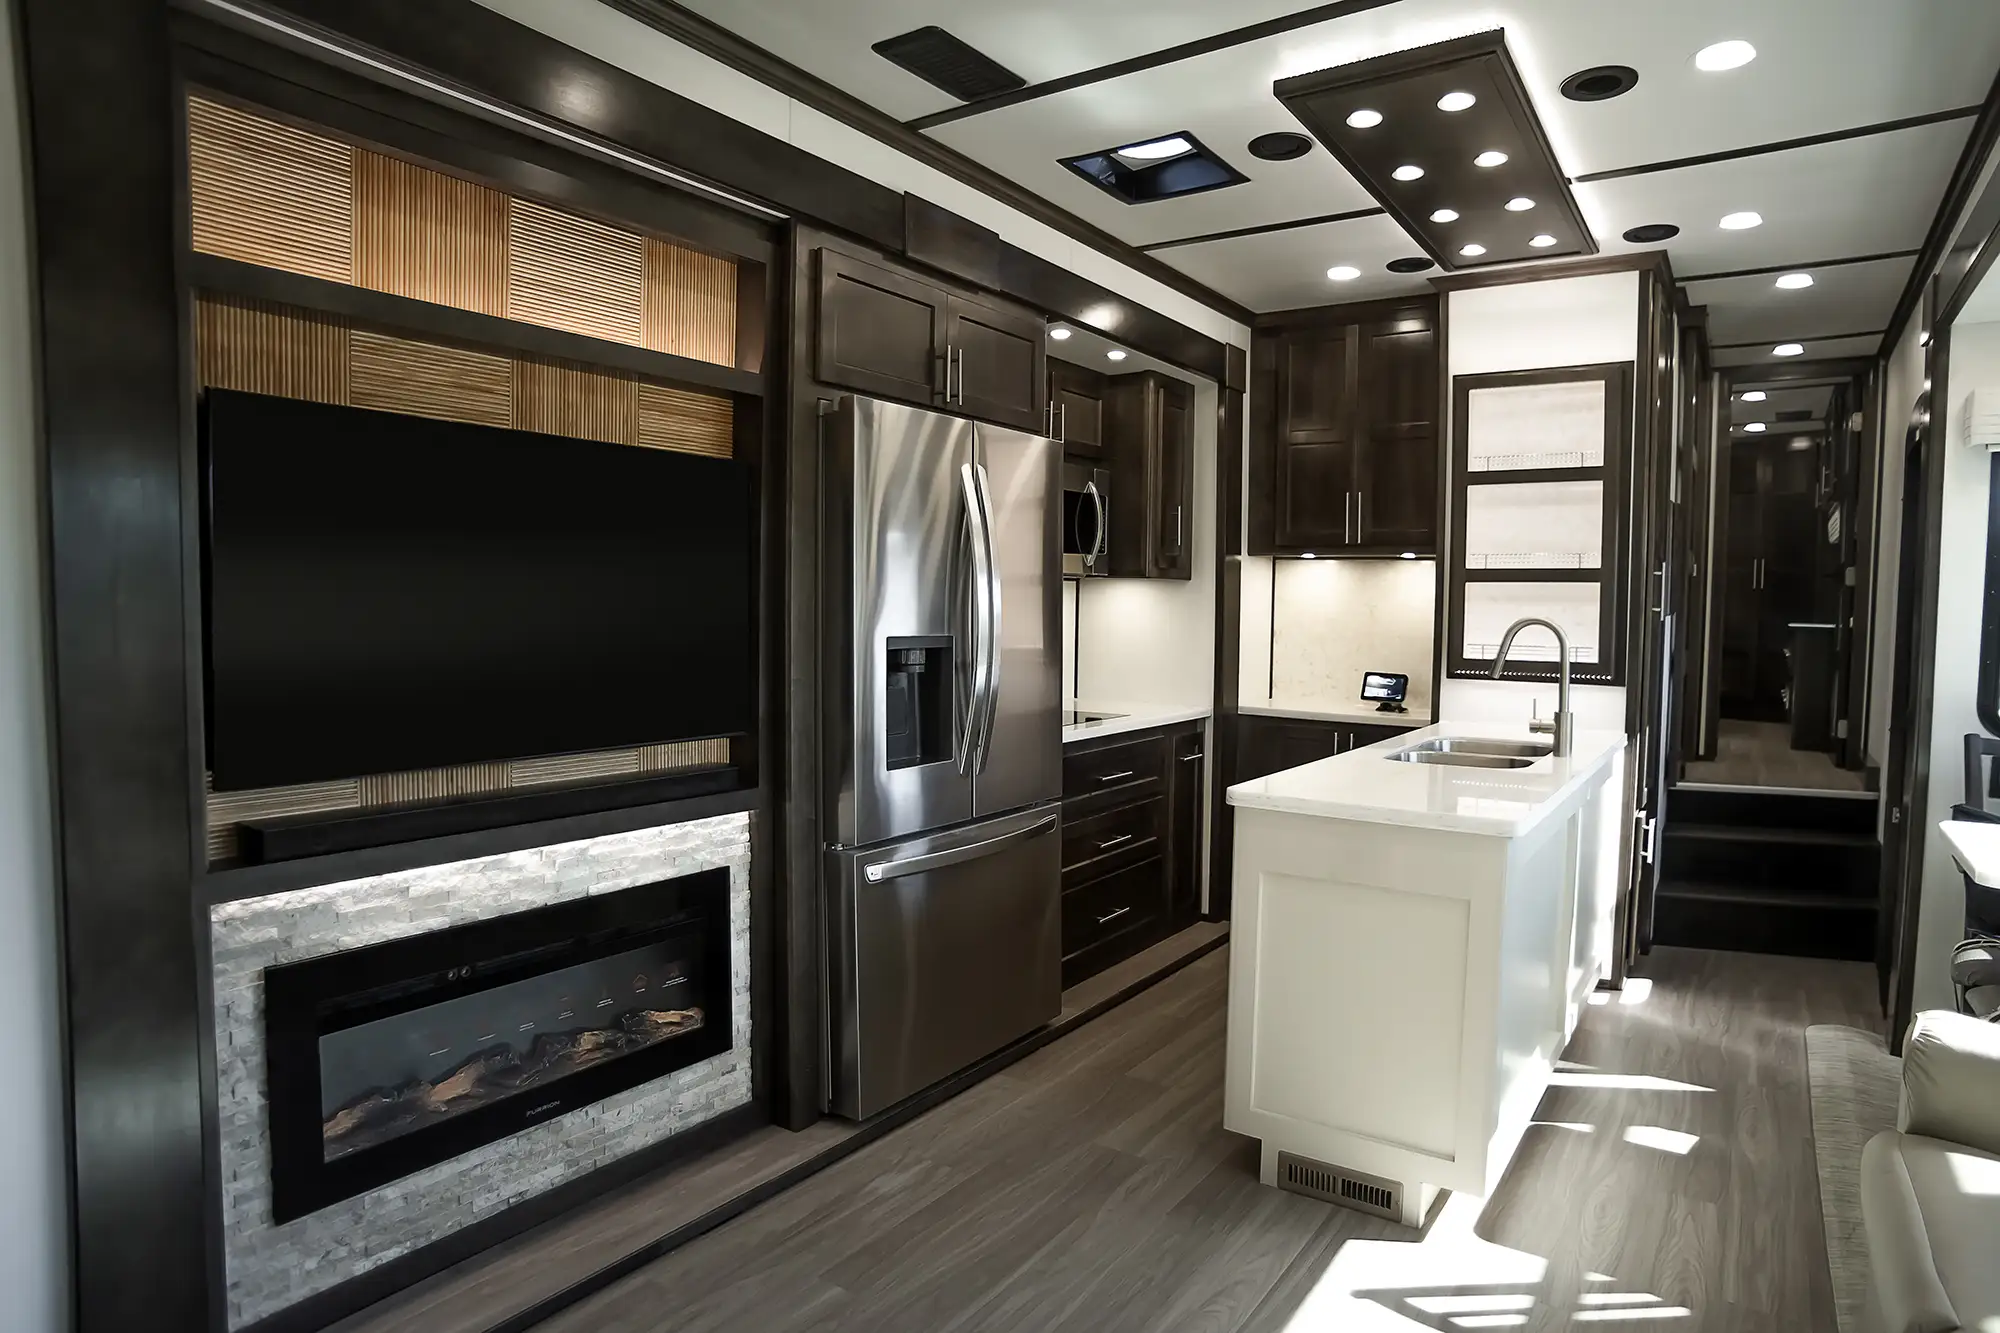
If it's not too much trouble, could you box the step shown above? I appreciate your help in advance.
[1662,823,1876,849]
[1666,784,1878,836]
[1659,825,1880,898]
[1653,881,1878,961]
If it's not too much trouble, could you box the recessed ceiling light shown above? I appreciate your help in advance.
[1788,436,1814,451]
[1739,391,1767,402]
[1048,326,1072,340]
[1720,211,1763,230]
[1475,150,1509,168]
[1327,265,1361,281]
[1431,208,1460,223]
[1530,234,1558,248]
[1106,348,1128,361]
[1743,422,1767,432]
[1505,197,1536,212]
[1386,256,1436,274]
[1392,164,1425,181]
[1773,343,1805,357]
[1400,551,1417,559]
[1346,109,1384,129]
[1461,243,1487,257]
[1300,552,1317,560]
[1437,91,1477,113]
[1623,223,1680,243]
[1115,135,1193,162]
[1247,131,1314,161]
[1775,272,1814,290]
[1695,40,1757,72]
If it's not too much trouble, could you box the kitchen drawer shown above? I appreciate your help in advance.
[1062,857,1165,961]
[1063,732,1166,805]
[1061,796,1163,882]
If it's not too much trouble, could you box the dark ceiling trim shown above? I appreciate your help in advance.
[1886,64,2000,350]
[1427,249,1671,293]
[1570,105,1982,184]
[1711,330,1885,350]
[1139,206,1387,253]
[1721,357,1876,383]
[599,0,1254,325]
[905,0,1407,131]
[1680,249,1921,284]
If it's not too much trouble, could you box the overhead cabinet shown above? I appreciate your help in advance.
[1105,370,1195,580]
[815,248,1046,433]
[1048,358,1107,455]
[1250,298,1440,557]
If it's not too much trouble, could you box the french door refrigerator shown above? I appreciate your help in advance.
[823,395,1062,1120]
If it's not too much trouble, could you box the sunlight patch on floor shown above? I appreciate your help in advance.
[1620,1126,1698,1155]
[1546,1072,1712,1093]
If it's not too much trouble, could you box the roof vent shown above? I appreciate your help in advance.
[872,27,1026,102]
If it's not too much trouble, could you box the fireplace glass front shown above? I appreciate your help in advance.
[264,869,732,1222]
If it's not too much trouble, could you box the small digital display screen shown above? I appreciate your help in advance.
[1361,671,1409,702]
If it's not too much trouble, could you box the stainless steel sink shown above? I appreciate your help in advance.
[1389,749,1537,769]
[1416,738,1554,759]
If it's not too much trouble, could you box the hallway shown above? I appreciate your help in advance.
[1682,719,1870,794]
[538,945,1877,1333]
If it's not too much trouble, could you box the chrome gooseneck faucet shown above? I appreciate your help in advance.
[1489,617,1573,757]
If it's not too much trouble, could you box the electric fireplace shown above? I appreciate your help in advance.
[263,869,732,1223]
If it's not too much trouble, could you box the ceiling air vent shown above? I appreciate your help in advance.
[1776,409,1814,422]
[1275,1151,1402,1222]
[872,27,1027,102]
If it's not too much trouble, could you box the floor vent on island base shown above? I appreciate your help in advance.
[1276,1151,1402,1222]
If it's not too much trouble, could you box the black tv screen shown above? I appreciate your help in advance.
[201,388,755,793]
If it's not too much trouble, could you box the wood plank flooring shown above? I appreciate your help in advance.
[534,945,1877,1333]
[1682,719,1869,792]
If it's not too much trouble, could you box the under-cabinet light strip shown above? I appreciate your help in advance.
[191,0,789,222]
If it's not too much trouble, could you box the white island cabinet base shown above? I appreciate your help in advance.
[1224,723,1626,1227]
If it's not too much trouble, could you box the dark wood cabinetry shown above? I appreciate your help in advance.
[1720,438,1822,719]
[1106,371,1195,580]
[814,248,1045,432]
[1250,298,1439,556]
[1060,721,1206,986]
[1048,358,1107,454]
[1235,714,1416,782]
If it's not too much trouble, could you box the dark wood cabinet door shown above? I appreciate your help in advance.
[1168,727,1204,925]
[1274,329,1356,551]
[1154,377,1194,579]
[1049,359,1106,455]
[1235,716,1344,781]
[946,293,1045,433]
[815,249,945,406]
[1354,322,1437,552]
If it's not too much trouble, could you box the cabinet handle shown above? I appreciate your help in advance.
[1096,906,1132,926]
[1175,505,1183,552]
[1344,491,1353,544]
[1097,833,1134,850]
[1058,403,1066,443]
[1180,752,1204,761]
[1096,769,1137,784]
[1651,562,1668,616]
[1355,489,1365,541]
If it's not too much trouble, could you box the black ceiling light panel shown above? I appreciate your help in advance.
[1060,132,1249,205]
[1387,256,1437,273]
[1273,30,1595,271]
[1248,132,1314,161]
[1623,222,1679,243]
[1561,65,1639,102]
[872,27,1027,103]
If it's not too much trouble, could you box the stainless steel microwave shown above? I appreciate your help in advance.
[1062,459,1110,578]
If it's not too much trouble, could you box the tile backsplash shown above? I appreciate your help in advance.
[1268,558,1437,710]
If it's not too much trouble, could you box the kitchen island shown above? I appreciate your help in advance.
[1224,722,1627,1226]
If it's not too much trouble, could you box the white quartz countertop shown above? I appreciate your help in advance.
[1939,819,2000,886]
[1240,698,1429,728]
[1063,700,1210,744]
[1227,720,1626,837]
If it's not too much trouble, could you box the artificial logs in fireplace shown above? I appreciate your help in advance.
[263,869,732,1223]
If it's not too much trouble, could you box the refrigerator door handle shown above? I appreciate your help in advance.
[862,812,1058,883]
[1082,480,1104,570]
[971,461,1003,771]
[958,463,994,776]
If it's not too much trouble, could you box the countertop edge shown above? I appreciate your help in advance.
[1063,702,1211,744]
[1239,701,1432,728]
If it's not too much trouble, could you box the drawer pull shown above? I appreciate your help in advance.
[1180,752,1203,761]
[1096,906,1131,925]
[1097,833,1134,850]
[1097,769,1137,783]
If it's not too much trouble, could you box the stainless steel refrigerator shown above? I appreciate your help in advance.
[823,395,1063,1121]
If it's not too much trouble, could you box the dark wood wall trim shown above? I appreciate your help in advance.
[1885,65,2000,351]
[18,1,209,1330]
[1429,249,1673,293]
[1208,378,1244,920]
[600,0,1253,326]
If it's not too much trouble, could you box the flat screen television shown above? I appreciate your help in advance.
[200,388,755,793]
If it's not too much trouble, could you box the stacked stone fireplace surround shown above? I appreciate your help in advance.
[208,812,753,1330]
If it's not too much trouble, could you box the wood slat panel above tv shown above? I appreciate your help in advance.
[187,95,740,370]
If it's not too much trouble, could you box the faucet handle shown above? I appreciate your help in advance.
[1528,698,1554,735]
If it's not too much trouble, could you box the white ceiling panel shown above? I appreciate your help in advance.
[1577,121,1969,276]
[1685,255,1913,347]
[1151,212,1435,312]
[672,0,1340,123]
[1712,334,1882,369]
